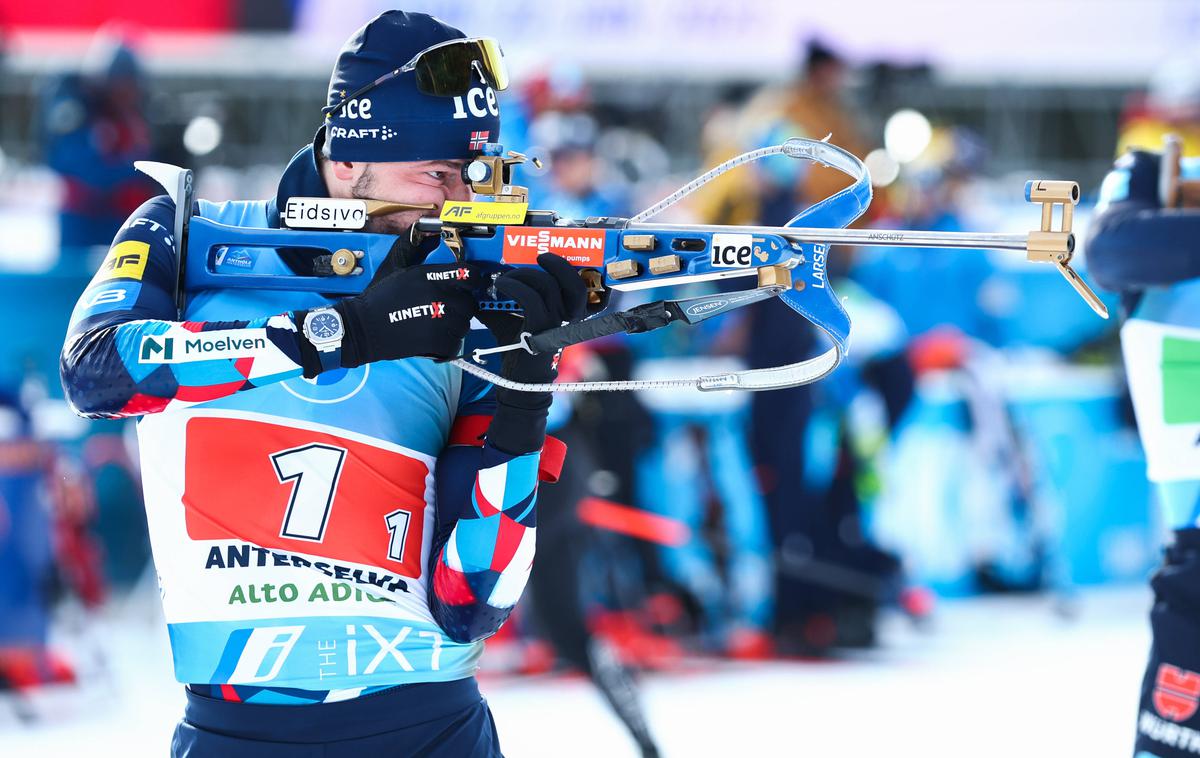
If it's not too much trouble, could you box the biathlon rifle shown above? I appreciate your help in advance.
[136,137,1106,394]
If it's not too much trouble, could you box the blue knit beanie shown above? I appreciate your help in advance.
[324,10,501,162]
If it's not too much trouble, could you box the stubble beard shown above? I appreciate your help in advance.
[350,164,425,236]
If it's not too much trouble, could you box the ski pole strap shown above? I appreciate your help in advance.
[526,300,680,354]
[524,286,787,355]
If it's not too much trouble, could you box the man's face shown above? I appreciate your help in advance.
[350,159,471,234]
[551,149,596,197]
[806,60,846,97]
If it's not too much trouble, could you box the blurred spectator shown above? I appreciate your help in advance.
[1117,53,1200,156]
[898,329,1054,593]
[502,64,594,199]
[692,39,872,230]
[83,430,148,589]
[682,40,908,651]
[39,28,157,254]
[746,279,912,652]
[0,390,59,692]
[629,303,775,658]
[0,384,104,692]
[528,112,629,219]
[852,128,1001,344]
[1086,92,1200,756]
[689,105,763,226]
[778,39,872,206]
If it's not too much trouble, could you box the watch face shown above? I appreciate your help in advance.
[309,312,341,340]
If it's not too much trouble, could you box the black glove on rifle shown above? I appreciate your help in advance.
[296,262,481,376]
[478,253,588,454]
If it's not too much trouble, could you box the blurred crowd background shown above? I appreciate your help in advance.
[1,0,1198,716]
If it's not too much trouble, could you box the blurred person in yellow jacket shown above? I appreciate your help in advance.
[781,40,872,204]
[1117,53,1200,156]
[691,39,871,229]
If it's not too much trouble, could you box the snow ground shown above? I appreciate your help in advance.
[0,586,1151,757]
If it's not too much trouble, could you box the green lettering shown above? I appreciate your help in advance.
[332,582,351,602]
[228,585,247,604]
[279,584,298,602]
[308,583,330,602]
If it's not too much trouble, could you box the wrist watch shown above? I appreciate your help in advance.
[302,307,344,372]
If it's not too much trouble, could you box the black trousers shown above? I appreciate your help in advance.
[1135,528,1200,757]
[172,677,502,757]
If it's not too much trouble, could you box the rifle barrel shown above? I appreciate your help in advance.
[626,222,1036,252]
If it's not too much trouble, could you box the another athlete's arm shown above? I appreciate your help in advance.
[1086,150,1200,293]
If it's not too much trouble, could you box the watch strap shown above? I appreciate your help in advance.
[316,343,342,372]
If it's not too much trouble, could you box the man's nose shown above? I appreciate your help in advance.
[445,180,472,202]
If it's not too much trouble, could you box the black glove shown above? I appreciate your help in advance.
[479,253,588,453]
[296,262,481,377]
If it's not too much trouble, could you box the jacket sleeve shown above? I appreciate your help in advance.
[1085,148,1200,294]
[427,406,550,644]
[60,195,309,418]
[1086,202,1200,293]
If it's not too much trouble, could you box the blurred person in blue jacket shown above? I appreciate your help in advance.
[691,106,909,651]
[630,299,775,658]
[0,386,102,693]
[528,111,629,220]
[40,28,157,255]
[0,390,59,693]
[498,64,595,205]
[746,275,913,653]
[852,128,1001,345]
